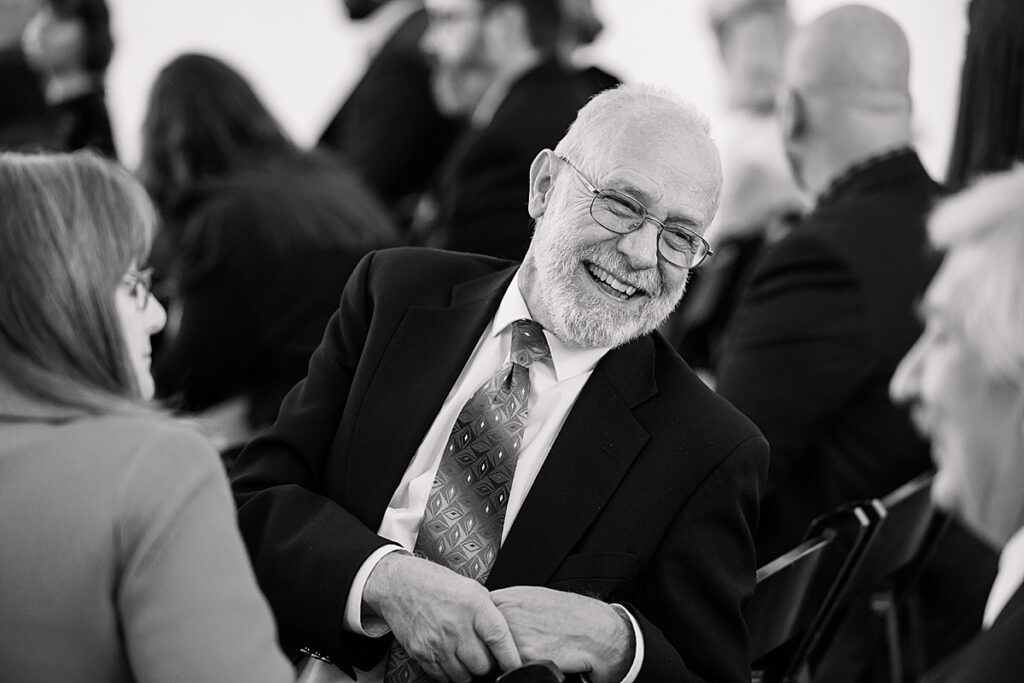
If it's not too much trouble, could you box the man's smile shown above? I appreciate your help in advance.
[584,261,645,301]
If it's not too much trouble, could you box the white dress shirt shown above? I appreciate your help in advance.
[327,270,644,682]
[982,524,1024,629]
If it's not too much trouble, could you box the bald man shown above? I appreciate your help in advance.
[717,4,940,557]
[717,7,1000,676]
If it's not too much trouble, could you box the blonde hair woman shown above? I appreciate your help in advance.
[0,151,293,682]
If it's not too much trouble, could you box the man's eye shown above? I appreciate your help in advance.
[662,228,699,253]
[602,194,641,218]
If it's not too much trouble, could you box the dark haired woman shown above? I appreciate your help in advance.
[0,150,293,681]
[139,53,398,450]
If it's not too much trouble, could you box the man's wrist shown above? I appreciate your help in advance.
[346,545,409,636]
[362,548,413,617]
[589,602,636,683]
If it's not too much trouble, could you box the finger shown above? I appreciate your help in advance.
[475,602,522,671]
[415,652,450,683]
[438,652,474,683]
[456,637,496,677]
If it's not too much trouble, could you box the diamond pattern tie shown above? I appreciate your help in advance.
[384,319,551,683]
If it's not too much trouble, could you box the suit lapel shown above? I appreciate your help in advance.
[487,336,658,589]
[344,264,519,528]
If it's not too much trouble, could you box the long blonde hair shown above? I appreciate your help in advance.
[0,150,156,413]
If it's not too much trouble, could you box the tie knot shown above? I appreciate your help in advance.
[510,319,550,368]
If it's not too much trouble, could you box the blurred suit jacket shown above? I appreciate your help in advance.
[431,60,608,261]
[717,149,942,561]
[231,247,768,683]
[920,584,1024,682]
[318,7,458,223]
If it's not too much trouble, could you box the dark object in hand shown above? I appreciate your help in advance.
[495,660,566,683]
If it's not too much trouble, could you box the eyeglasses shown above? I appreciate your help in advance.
[123,267,154,311]
[557,155,713,269]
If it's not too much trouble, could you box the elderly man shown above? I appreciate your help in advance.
[890,167,1024,682]
[232,85,767,683]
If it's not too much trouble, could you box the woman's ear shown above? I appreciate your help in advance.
[527,149,556,219]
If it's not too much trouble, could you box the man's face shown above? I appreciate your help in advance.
[21,4,84,75]
[422,0,494,116]
[890,268,1024,549]
[522,119,721,349]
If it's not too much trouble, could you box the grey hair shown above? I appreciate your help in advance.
[926,165,1024,381]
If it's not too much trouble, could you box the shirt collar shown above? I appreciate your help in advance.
[490,269,611,382]
[361,0,420,58]
[470,53,543,129]
[814,146,916,208]
[999,525,1024,586]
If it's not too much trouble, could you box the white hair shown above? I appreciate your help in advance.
[553,83,720,214]
[926,165,1024,382]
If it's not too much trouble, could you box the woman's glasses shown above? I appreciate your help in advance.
[123,267,154,311]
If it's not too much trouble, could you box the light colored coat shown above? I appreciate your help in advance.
[0,390,294,682]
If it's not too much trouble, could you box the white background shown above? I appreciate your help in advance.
[103,0,970,178]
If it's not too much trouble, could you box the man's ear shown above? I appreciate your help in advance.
[527,150,556,219]
[779,87,806,143]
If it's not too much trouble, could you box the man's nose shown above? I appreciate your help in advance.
[615,220,660,271]
[890,337,924,404]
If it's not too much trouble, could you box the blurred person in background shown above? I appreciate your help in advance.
[946,0,1024,191]
[556,0,619,94]
[717,6,998,678]
[667,0,805,375]
[718,2,942,564]
[0,0,58,150]
[318,0,460,229]
[20,0,117,158]
[891,166,1024,683]
[140,53,397,458]
[412,0,604,261]
[0,150,293,683]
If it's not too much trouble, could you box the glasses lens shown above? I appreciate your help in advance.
[125,269,153,310]
[659,227,707,267]
[591,190,645,234]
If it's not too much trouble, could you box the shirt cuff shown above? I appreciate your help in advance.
[343,544,406,637]
[611,603,644,683]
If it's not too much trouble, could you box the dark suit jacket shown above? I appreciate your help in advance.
[318,7,458,222]
[717,150,942,562]
[433,60,602,261]
[921,583,1024,682]
[231,247,768,683]
[0,47,59,151]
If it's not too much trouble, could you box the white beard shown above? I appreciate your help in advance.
[530,216,687,349]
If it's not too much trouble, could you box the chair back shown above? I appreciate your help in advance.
[841,471,936,600]
[801,472,939,682]
[747,502,879,682]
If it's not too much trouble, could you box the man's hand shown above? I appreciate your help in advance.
[363,553,522,682]
[490,587,635,683]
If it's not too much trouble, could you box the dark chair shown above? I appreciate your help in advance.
[747,502,880,682]
[495,660,567,682]
[805,471,940,683]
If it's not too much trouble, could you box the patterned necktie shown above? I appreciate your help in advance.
[384,319,551,683]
